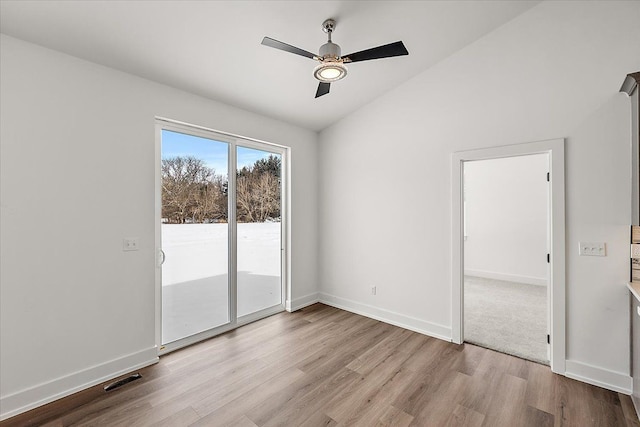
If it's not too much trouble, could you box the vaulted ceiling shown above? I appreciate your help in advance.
[0,1,539,131]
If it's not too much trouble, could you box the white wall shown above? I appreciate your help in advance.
[0,35,318,419]
[464,154,549,285]
[318,0,638,391]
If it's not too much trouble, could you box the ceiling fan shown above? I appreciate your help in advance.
[262,19,409,98]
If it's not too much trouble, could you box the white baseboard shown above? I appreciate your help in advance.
[464,269,547,286]
[0,346,158,421]
[286,292,320,312]
[564,360,632,394]
[318,292,451,341]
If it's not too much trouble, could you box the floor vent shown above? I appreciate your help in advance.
[104,373,142,392]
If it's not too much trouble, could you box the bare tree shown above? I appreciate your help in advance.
[162,156,227,223]
[162,154,280,224]
[192,174,227,223]
[236,155,281,223]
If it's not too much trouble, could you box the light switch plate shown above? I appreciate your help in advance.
[578,242,605,257]
[123,237,139,251]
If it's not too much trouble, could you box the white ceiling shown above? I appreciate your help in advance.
[0,1,539,131]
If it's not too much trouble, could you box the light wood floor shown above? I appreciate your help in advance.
[3,303,639,427]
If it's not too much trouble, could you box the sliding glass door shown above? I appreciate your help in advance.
[236,146,282,317]
[160,130,230,345]
[156,121,286,353]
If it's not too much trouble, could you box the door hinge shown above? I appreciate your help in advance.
[547,172,550,182]
[547,334,550,344]
[547,253,550,263]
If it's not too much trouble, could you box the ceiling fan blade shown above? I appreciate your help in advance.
[261,37,317,60]
[342,41,408,63]
[315,82,330,98]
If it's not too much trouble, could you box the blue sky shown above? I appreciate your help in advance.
[161,130,278,177]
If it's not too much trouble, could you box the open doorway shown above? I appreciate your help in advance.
[451,139,566,374]
[463,154,549,364]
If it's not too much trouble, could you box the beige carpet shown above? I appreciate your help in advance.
[464,275,548,365]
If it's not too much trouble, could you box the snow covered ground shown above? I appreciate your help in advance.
[161,222,281,344]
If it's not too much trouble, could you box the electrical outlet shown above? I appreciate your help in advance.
[632,244,640,259]
[578,242,605,257]
[371,286,377,295]
[123,237,139,251]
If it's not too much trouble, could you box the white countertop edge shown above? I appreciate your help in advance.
[628,282,640,301]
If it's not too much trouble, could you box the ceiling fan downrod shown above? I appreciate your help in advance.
[319,19,340,61]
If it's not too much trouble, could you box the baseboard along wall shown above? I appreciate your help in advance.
[318,292,452,341]
[564,360,632,395]
[0,346,158,421]
[287,292,321,312]
[300,291,631,397]
[3,296,632,421]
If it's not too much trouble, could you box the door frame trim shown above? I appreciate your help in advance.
[154,117,289,355]
[451,138,566,373]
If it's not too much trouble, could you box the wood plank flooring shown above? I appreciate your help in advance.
[2,303,639,427]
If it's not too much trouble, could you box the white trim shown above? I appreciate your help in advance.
[451,138,566,374]
[319,292,451,341]
[238,304,284,324]
[565,360,632,394]
[452,150,464,344]
[160,320,237,355]
[229,139,238,325]
[0,347,158,421]
[283,147,292,318]
[155,117,288,151]
[464,270,547,286]
[154,122,163,353]
[157,303,283,356]
[287,292,320,312]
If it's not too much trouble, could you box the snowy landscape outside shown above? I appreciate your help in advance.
[162,222,281,344]
[161,129,282,344]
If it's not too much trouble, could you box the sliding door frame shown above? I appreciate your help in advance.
[154,117,289,355]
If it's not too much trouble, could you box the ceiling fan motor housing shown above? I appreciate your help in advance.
[319,42,341,61]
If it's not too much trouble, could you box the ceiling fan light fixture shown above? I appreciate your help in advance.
[314,61,348,82]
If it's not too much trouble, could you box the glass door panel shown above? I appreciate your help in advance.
[236,146,282,317]
[161,130,229,344]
